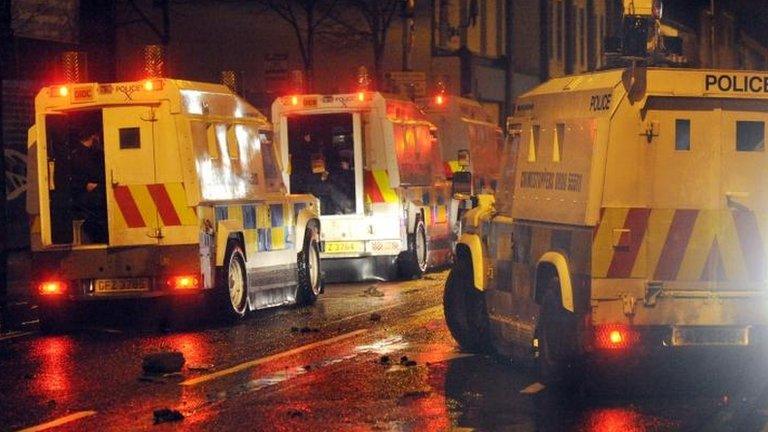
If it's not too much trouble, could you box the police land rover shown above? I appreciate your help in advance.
[444,0,768,383]
[28,78,322,330]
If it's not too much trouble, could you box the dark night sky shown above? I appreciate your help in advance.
[664,0,768,45]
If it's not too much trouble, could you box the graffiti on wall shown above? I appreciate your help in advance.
[5,149,27,201]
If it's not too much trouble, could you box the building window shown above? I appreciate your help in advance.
[737,121,765,152]
[528,125,540,162]
[675,119,691,151]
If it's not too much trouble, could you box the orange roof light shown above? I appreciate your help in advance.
[435,94,445,105]
[291,95,299,106]
[39,280,67,296]
[58,86,69,97]
[143,79,163,91]
[609,330,623,345]
[357,91,365,102]
[168,275,200,290]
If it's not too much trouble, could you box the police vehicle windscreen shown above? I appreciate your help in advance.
[287,113,356,216]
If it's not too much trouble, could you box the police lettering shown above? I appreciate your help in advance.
[705,74,768,93]
[589,94,611,111]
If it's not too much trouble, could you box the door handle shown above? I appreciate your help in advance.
[110,169,120,187]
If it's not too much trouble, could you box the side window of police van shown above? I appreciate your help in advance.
[226,124,239,160]
[119,127,141,149]
[675,119,691,151]
[553,123,565,162]
[260,131,283,192]
[206,123,221,159]
[736,120,765,152]
[528,124,540,162]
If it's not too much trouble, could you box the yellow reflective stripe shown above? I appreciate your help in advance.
[373,170,398,204]
[257,204,271,229]
[128,185,156,226]
[591,208,628,278]
[228,204,244,228]
[271,227,285,249]
[677,211,716,280]
[165,183,197,226]
[718,211,747,280]
[634,208,674,278]
[243,229,258,257]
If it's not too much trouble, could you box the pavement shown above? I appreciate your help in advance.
[2,271,768,431]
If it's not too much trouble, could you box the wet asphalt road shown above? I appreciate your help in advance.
[4,271,768,431]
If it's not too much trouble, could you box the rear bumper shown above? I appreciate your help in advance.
[32,244,205,301]
[585,325,768,364]
[322,255,398,283]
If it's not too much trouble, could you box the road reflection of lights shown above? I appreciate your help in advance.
[161,333,212,366]
[354,336,409,355]
[30,336,75,398]
[582,408,647,432]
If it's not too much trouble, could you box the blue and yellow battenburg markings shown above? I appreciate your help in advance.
[214,203,297,255]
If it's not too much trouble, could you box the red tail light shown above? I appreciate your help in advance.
[167,275,200,290]
[594,325,637,350]
[39,280,67,296]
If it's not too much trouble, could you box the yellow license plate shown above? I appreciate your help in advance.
[672,327,749,346]
[324,241,364,253]
[94,278,150,293]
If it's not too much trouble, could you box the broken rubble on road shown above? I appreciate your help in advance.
[153,408,184,424]
[142,351,185,375]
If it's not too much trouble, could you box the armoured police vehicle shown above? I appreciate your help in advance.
[446,65,768,382]
[28,79,321,330]
[272,92,452,282]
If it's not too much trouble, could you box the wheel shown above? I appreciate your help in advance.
[217,242,248,320]
[536,279,579,386]
[443,253,493,353]
[38,301,74,334]
[296,223,322,306]
[398,218,428,280]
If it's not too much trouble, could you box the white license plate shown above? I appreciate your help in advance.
[94,278,150,293]
[324,241,364,253]
[672,327,749,346]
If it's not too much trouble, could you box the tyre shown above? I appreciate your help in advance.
[443,253,493,353]
[398,218,428,280]
[536,279,579,386]
[296,223,322,306]
[217,242,248,320]
[38,302,74,334]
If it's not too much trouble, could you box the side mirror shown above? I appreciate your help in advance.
[452,171,473,196]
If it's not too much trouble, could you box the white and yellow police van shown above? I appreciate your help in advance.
[419,94,504,194]
[272,92,452,282]
[27,79,321,330]
[446,66,768,383]
[419,94,505,241]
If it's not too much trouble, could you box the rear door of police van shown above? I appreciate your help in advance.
[102,106,159,246]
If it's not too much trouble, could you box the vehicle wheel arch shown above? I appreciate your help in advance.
[456,234,484,291]
[533,252,574,312]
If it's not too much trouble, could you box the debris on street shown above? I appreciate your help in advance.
[142,351,185,375]
[153,408,184,424]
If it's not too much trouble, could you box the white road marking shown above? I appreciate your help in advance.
[17,411,96,432]
[519,382,546,394]
[0,331,35,341]
[181,329,368,386]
